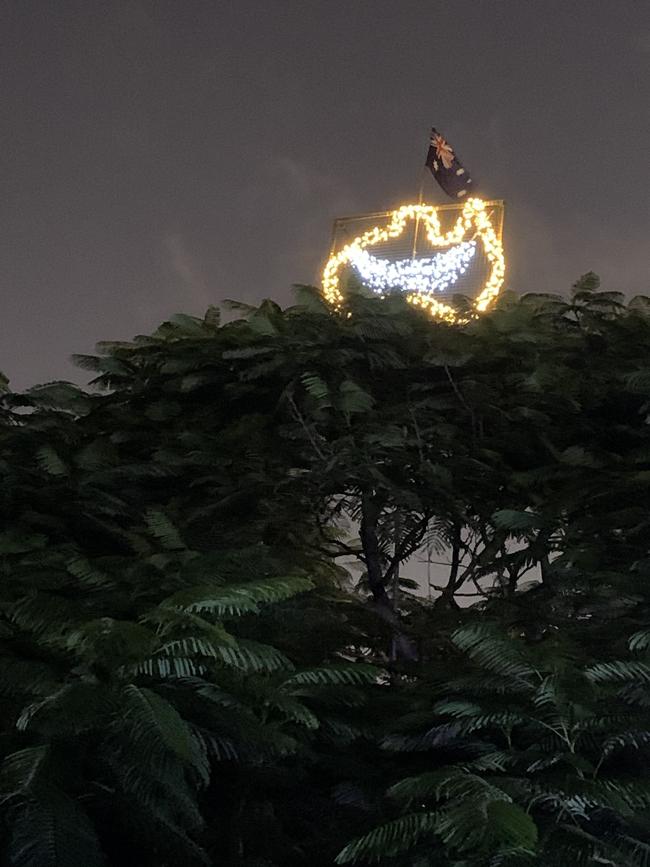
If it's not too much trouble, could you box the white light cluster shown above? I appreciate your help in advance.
[349,241,476,296]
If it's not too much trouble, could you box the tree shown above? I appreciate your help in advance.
[1,277,649,865]
[0,318,379,866]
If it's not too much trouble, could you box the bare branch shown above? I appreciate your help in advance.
[286,391,327,460]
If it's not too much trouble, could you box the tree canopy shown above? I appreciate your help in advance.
[1,275,650,866]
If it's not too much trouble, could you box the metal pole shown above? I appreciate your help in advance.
[410,166,428,261]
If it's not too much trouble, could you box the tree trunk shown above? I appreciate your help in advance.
[360,492,417,661]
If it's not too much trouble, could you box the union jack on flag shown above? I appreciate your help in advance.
[425,127,474,199]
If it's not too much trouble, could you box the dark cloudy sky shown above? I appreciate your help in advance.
[1,1,649,389]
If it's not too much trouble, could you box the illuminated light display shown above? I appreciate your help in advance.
[349,241,476,296]
[322,197,505,323]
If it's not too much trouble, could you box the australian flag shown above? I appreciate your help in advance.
[425,127,474,199]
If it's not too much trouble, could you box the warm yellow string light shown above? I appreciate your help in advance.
[321,197,505,323]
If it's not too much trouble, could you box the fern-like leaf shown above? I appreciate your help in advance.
[586,661,650,684]
[8,794,107,867]
[121,685,205,773]
[213,638,294,673]
[0,746,50,800]
[144,509,185,550]
[167,576,313,618]
[281,663,379,689]
[335,812,438,863]
[36,446,68,477]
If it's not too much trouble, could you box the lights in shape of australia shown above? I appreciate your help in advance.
[322,197,505,322]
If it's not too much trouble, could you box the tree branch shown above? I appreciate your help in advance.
[286,391,327,460]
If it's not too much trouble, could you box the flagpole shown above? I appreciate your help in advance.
[411,165,428,260]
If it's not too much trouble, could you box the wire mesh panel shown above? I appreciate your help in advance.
[322,199,505,320]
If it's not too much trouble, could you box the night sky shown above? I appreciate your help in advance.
[2,1,649,389]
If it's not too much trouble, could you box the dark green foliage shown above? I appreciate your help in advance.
[339,624,650,864]
[1,280,650,864]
